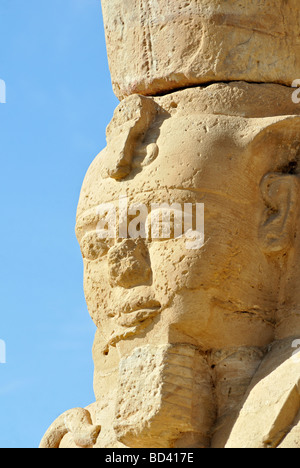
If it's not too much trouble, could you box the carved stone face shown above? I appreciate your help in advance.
[40,82,300,450]
[76,83,300,357]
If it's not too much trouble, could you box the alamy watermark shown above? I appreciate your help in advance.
[290,82,300,362]
[95,196,205,250]
[292,79,300,104]
[292,339,300,364]
[0,79,6,104]
[0,340,6,364]
[0,80,7,362]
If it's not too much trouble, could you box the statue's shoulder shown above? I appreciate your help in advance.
[226,337,300,448]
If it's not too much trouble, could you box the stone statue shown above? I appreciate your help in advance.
[40,0,300,449]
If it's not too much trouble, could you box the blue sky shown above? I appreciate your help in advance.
[0,0,118,448]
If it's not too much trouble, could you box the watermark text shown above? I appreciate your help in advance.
[292,79,300,104]
[0,340,6,364]
[0,79,6,104]
[292,339,300,364]
[95,196,205,250]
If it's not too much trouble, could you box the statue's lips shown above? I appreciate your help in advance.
[118,302,161,328]
[103,303,162,352]
[122,297,161,314]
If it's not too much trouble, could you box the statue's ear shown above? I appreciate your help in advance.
[259,173,300,254]
[244,115,300,254]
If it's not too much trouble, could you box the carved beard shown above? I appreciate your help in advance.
[113,344,265,448]
[113,344,215,448]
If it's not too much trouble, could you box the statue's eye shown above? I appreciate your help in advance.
[80,231,113,260]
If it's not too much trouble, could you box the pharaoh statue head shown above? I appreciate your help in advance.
[40,0,300,449]
[74,82,300,448]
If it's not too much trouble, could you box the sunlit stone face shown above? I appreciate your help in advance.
[76,83,300,355]
[40,31,300,451]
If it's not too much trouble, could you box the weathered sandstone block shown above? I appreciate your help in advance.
[101,0,300,99]
[114,344,215,448]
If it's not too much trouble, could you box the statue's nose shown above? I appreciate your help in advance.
[108,239,152,288]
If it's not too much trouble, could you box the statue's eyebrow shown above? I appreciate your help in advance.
[76,201,124,242]
[76,208,104,242]
[76,188,250,239]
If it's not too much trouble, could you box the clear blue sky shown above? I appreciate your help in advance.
[0,0,118,448]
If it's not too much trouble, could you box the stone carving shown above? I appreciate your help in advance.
[40,408,101,449]
[40,1,300,449]
[114,344,214,448]
[41,82,300,448]
[101,0,300,99]
[225,338,300,448]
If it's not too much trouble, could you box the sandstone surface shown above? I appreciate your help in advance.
[41,82,300,448]
[40,0,300,449]
[101,0,300,99]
